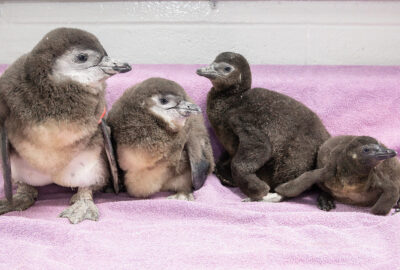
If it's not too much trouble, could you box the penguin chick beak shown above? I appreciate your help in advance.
[99,56,132,75]
[196,65,218,79]
[175,101,202,117]
[374,147,397,160]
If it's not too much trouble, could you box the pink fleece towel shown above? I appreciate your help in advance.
[0,64,399,269]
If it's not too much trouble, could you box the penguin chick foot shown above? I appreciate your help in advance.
[60,187,98,224]
[392,199,400,215]
[214,171,235,187]
[60,199,99,224]
[317,192,336,211]
[167,192,194,201]
[0,184,37,215]
[101,185,115,194]
[214,163,236,187]
[242,192,284,203]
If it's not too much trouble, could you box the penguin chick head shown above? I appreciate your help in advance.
[25,28,131,91]
[148,94,201,132]
[196,52,251,92]
[345,136,397,172]
[133,78,202,132]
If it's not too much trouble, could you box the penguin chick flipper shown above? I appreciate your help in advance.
[1,126,12,201]
[370,176,399,215]
[317,191,336,211]
[229,119,271,200]
[167,192,194,201]
[187,143,211,190]
[100,120,119,194]
[59,187,99,224]
[0,183,37,215]
[185,122,213,190]
[275,167,333,198]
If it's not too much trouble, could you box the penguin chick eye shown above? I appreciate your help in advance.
[363,148,370,153]
[76,53,88,62]
[224,66,232,72]
[159,97,169,105]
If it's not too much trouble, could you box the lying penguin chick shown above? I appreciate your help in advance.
[107,78,214,200]
[197,52,330,202]
[276,136,400,215]
[0,28,131,224]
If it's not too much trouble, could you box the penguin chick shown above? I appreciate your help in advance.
[0,28,131,223]
[197,52,330,202]
[276,136,400,215]
[107,78,214,200]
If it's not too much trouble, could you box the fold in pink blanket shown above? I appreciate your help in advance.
[1,64,399,269]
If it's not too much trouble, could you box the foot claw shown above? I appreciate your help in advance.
[60,199,99,224]
[167,192,194,201]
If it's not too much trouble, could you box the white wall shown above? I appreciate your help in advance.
[0,0,400,65]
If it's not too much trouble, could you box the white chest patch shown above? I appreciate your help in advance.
[10,121,93,175]
[55,147,106,188]
[10,147,107,188]
[11,154,52,186]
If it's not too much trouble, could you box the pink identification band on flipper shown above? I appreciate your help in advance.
[98,106,107,124]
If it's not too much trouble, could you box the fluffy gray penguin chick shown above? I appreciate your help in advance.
[0,27,131,224]
[276,136,400,215]
[107,78,214,200]
[197,52,330,202]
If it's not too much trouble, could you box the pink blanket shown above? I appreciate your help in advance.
[0,64,399,269]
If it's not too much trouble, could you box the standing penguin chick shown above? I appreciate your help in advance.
[0,28,131,223]
[276,136,400,215]
[107,78,214,200]
[197,52,330,201]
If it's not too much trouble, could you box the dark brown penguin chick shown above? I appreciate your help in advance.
[0,28,131,224]
[196,52,330,202]
[276,136,400,215]
[107,78,214,200]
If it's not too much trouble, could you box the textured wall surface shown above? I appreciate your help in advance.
[0,0,400,65]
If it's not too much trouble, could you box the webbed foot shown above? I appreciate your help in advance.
[392,199,400,215]
[317,192,336,211]
[60,199,99,224]
[60,187,99,224]
[242,192,284,203]
[0,184,37,215]
[167,192,194,201]
[215,162,236,187]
